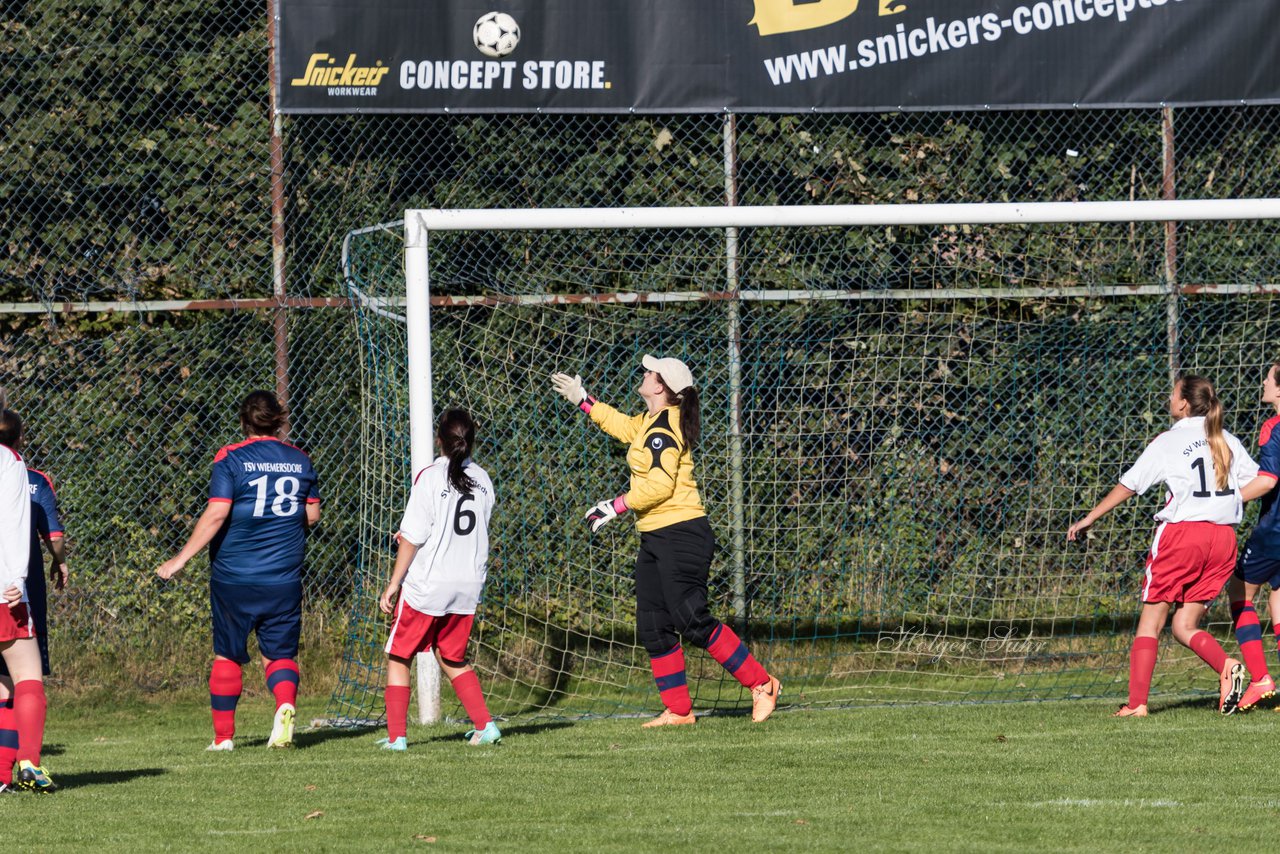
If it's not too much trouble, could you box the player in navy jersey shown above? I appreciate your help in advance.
[21,465,68,678]
[1068,375,1261,717]
[157,391,320,750]
[1226,361,1280,710]
[378,409,500,749]
[0,407,54,792]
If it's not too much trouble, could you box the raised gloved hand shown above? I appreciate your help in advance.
[551,372,586,404]
[584,495,629,534]
[552,372,597,413]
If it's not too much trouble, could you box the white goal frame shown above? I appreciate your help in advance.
[402,198,1280,723]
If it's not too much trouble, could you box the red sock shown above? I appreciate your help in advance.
[209,659,242,744]
[1188,630,1228,674]
[1128,636,1159,708]
[1231,601,1270,681]
[704,623,770,689]
[1273,624,1280,673]
[265,659,300,709]
[649,646,693,715]
[384,685,410,741]
[13,680,45,766]
[0,698,15,784]
[449,670,491,729]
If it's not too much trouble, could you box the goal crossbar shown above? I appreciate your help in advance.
[408,199,1280,235]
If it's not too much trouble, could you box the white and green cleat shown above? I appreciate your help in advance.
[267,703,296,748]
[465,721,502,746]
[376,736,407,751]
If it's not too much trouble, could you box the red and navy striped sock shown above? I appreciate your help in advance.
[649,645,692,715]
[1188,630,1227,673]
[384,684,410,741]
[705,623,770,689]
[265,659,300,709]
[449,670,491,729]
[0,697,16,784]
[1231,600,1270,680]
[13,680,45,766]
[1128,635,1159,708]
[209,659,242,744]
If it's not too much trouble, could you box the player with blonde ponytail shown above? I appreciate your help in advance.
[1069,374,1262,717]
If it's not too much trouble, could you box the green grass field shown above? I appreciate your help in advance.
[7,692,1274,852]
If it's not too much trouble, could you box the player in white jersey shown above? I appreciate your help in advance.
[377,409,500,749]
[1068,375,1262,717]
[0,408,53,791]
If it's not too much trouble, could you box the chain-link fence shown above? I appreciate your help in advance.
[3,3,1280,708]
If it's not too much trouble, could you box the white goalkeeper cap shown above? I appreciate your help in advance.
[642,354,694,394]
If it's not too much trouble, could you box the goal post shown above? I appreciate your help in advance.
[403,216,441,724]
[332,199,1280,728]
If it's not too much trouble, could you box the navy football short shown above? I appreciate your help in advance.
[210,579,302,664]
[1235,540,1280,589]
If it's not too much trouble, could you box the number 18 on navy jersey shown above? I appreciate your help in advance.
[208,437,320,584]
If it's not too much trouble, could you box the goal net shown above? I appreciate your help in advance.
[331,201,1280,725]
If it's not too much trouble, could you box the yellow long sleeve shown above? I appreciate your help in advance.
[588,403,705,532]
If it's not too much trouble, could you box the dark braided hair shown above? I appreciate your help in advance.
[439,408,478,493]
[659,377,700,450]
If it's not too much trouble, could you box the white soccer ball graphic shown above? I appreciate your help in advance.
[473,12,520,59]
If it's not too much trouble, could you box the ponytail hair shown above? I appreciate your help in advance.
[1179,373,1231,492]
[239,390,287,437]
[659,378,701,451]
[438,408,478,494]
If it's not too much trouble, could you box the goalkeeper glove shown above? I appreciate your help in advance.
[551,372,596,413]
[584,496,628,534]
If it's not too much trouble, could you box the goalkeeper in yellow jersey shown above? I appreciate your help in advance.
[552,355,780,727]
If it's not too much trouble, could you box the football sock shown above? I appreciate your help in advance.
[384,684,410,741]
[265,659,300,709]
[1188,630,1228,673]
[0,698,16,784]
[1127,636,1159,708]
[449,670,491,728]
[1273,622,1280,671]
[209,659,242,743]
[649,645,693,716]
[705,623,770,689]
[1231,600,1269,680]
[12,680,45,766]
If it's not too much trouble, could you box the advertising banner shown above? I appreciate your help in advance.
[277,0,1280,113]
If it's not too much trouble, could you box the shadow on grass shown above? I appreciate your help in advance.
[415,719,576,745]
[57,767,167,789]
[1151,694,1222,714]
[294,725,380,750]
[232,725,380,751]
